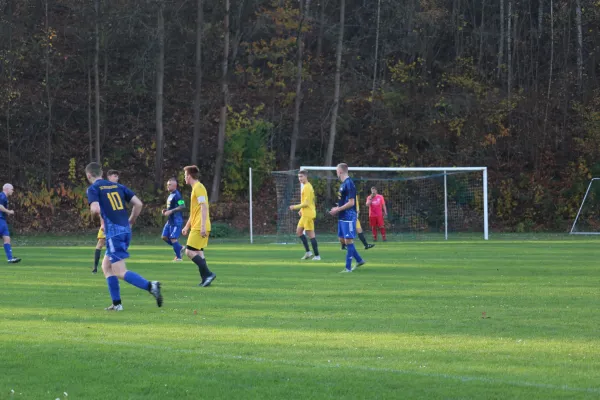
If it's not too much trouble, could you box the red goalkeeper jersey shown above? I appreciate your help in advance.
[367,194,385,217]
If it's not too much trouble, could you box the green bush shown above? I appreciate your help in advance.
[210,222,238,238]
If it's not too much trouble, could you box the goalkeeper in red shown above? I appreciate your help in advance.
[289,170,320,260]
[366,186,387,241]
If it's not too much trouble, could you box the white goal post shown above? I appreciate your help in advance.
[249,166,489,243]
[570,178,600,235]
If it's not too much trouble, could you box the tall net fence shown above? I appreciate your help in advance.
[271,168,486,243]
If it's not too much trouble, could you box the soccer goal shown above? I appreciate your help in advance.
[258,166,489,243]
[570,178,600,234]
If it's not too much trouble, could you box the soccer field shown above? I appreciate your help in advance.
[2,238,600,399]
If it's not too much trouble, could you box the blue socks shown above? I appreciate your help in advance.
[345,243,363,271]
[107,276,121,303]
[163,238,173,247]
[3,243,13,260]
[172,242,183,259]
[124,271,150,291]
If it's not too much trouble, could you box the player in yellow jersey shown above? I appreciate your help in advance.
[289,170,321,260]
[340,193,375,251]
[181,165,216,287]
[92,170,119,273]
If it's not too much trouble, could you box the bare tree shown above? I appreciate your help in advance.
[544,0,554,129]
[88,66,93,163]
[507,0,512,102]
[575,0,583,89]
[372,0,381,94]
[497,0,504,79]
[211,0,230,202]
[478,0,485,72]
[191,0,204,165]
[94,0,101,162]
[154,2,165,189]
[45,0,53,186]
[289,0,310,170]
[324,0,345,168]
[316,0,326,58]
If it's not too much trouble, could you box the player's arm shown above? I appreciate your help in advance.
[90,202,101,216]
[0,204,14,215]
[128,195,143,226]
[165,200,186,216]
[366,195,373,206]
[182,216,192,235]
[200,202,208,236]
[382,196,388,216]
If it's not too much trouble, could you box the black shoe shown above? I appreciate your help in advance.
[341,246,346,251]
[7,258,21,264]
[92,267,98,274]
[365,244,375,250]
[201,273,216,287]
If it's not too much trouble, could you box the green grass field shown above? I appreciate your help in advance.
[2,237,600,399]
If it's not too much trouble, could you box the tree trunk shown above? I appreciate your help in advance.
[325,0,345,168]
[155,3,165,189]
[289,0,309,170]
[478,0,485,72]
[6,0,13,177]
[544,0,554,129]
[211,0,230,202]
[191,0,204,165]
[575,0,583,90]
[88,66,93,163]
[94,0,101,163]
[316,0,325,59]
[45,0,52,187]
[497,0,504,79]
[507,0,512,102]
[372,0,381,94]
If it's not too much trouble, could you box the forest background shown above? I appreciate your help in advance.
[0,0,599,235]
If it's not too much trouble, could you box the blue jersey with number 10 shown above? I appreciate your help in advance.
[87,179,136,238]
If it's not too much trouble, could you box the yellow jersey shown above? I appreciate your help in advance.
[190,181,211,231]
[299,182,316,218]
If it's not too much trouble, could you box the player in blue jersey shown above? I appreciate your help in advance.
[92,170,120,273]
[0,184,21,263]
[161,177,185,261]
[85,162,162,311]
[329,163,365,273]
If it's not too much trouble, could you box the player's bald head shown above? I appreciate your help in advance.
[3,183,13,191]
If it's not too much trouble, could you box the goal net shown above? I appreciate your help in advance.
[269,167,489,243]
[570,178,600,234]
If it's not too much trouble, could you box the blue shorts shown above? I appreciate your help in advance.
[0,220,9,237]
[162,222,182,240]
[338,220,357,239]
[106,233,131,263]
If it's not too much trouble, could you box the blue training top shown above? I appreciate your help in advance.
[87,179,136,238]
[337,177,358,221]
[166,189,184,225]
[0,192,8,220]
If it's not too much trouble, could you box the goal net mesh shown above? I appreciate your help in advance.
[271,169,485,243]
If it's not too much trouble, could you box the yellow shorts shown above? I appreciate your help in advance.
[97,227,106,240]
[187,230,210,250]
[356,220,362,231]
[297,216,315,231]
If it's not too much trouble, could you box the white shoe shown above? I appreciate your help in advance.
[339,269,352,273]
[105,304,123,311]
[301,252,313,260]
[312,256,321,261]
[172,258,183,262]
